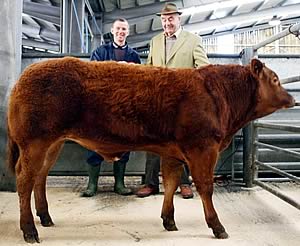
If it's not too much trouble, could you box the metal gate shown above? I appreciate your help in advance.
[242,23,300,210]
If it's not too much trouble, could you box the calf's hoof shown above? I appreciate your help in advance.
[209,221,228,239]
[213,230,229,239]
[40,215,54,227]
[162,217,178,231]
[23,228,40,243]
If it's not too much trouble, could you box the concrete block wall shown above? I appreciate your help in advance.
[0,0,23,191]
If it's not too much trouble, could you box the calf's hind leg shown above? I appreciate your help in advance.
[160,157,183,231]
[187,146,228,239]
[34,141,64,227]
[16,142,49,243]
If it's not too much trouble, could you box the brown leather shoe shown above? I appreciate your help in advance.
[136,185,159,198]
[180,185,194,199]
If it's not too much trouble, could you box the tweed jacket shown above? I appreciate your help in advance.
[147,30,209,68]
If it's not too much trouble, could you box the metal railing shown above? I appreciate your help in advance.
[252,121,300,210]
[241,23,300,210]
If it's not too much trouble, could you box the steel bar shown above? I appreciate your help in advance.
[255,160,300,183]
[281,75,300,84]
[255,122,300,133]
[257,177,295,182]
[243,123,255,187]
[253,23,300,51]
[253,180,300,210]
[255,141,300,159]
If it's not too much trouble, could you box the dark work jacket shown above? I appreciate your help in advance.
[90,42,141,64]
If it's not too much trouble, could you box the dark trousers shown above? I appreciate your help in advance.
[144,152,191,187]
[87,151,130,166]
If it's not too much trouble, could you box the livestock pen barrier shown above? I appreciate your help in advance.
[252,120,300,210]
[241,23,300,210]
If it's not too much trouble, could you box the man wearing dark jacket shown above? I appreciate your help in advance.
[81,18,141,197]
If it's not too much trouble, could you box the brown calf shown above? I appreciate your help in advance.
[7,57,294,243]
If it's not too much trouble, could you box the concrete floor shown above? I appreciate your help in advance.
[0,177,299,246]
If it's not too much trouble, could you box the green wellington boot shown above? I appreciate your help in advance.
[81,165,100,197]
[113,161,133,195]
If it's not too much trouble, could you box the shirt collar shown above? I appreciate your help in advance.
[112,41,128,49]
[164,27,182,39]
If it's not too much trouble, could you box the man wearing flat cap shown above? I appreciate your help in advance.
[148,2,209,68]
[136,3,210,198]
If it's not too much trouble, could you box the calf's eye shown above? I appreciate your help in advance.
[273,78,279,85]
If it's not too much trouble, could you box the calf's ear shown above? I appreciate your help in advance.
[250,59,263,76]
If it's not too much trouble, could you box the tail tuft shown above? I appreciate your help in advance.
[6,126,19,175]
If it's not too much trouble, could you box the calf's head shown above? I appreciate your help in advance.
[251,59,295,118]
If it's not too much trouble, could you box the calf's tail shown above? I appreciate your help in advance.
[6,123,19,175]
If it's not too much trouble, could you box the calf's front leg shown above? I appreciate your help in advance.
[187,146,229,239]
